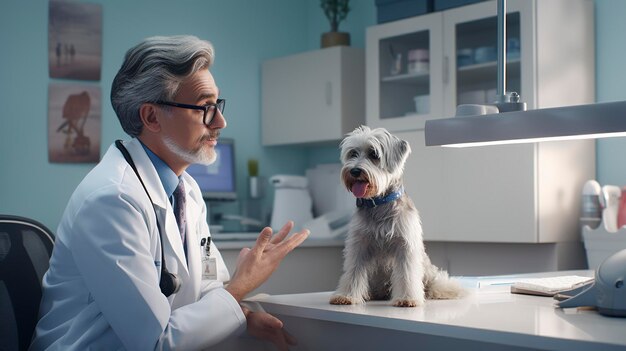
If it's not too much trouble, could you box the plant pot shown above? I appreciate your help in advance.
[321,31,350,48]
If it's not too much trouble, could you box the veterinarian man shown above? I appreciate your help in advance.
[30,35,309,350]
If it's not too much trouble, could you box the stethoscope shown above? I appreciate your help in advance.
[115,140,181,297]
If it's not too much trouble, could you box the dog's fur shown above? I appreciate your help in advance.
[329,126,465,307]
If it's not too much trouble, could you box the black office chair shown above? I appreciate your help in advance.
[0,215,54,351]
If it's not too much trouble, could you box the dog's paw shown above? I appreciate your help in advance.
[392,299,421,307]
[330,294,358,305]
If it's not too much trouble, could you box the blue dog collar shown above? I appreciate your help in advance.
[356,187,404,208]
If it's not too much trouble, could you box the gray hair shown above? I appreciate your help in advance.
[111,35,215,136]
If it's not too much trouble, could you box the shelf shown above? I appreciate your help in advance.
[381,71,429,85]
[457,59,521,84]
[378,113,434,130]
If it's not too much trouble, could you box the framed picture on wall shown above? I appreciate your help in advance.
[48,83,101,163]
[48,0,102,81]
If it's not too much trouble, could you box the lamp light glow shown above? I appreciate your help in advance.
[425,100,626,147]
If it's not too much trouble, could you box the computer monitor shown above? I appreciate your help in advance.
[185,138,237,201]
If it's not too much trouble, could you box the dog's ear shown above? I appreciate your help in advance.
[385,135,412,174]
[339,129,356,162]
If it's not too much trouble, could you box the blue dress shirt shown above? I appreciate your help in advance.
[139,141,180,204]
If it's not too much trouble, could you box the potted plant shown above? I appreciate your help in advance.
[320,0,350,48]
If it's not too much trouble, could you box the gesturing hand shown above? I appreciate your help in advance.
[226,221,309,302]
[245,309,297,351]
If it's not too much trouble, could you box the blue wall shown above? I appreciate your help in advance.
[595,0,626,186]
[0,0,623,231]
[0,0,374,231]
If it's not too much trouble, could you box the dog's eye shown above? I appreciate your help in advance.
[369,150,380,160]
[348,150,358,159]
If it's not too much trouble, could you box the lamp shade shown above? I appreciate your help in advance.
[424,100,626,147]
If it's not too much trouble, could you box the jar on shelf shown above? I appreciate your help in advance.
[390,52,402,76]
[407,48,429,75]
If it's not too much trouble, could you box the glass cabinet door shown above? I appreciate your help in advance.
[443,0,533,117]
[366,12,444,132]
[379,31,431,118]
[455,12,520,105]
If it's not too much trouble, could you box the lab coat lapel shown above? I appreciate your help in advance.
[155,204,190,277]
[182,178,202,297]
[121,139,168,210]
[122,139,189,276]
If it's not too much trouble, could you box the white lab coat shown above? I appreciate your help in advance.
[30,138,246,350]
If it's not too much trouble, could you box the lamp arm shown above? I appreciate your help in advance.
[496,0,507,103]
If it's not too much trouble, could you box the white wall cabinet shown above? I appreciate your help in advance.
[399,131,595,243]
[367,0,596,244]
[366,0,595,130]
[262,46,365,146]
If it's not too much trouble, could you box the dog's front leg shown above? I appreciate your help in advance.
[330,242,370,305]
[390,247,425,307]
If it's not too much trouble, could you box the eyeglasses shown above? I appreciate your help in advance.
[156,99,226,125]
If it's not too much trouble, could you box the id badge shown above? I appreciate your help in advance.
[202,257,217,280]
[201,243,217,280]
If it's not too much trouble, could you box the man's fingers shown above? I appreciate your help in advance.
[235,247,251,268]
[271,333,289,351]
[262,315,288,351]
[283,328,298,346]
[280,229,309,252]
[270,221,293,244]
[262,312,284,329]
[268,228,309,255]
[237,247,250,260]
[251,227,273,254]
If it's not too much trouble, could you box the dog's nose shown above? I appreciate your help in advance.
[350,168,362,177]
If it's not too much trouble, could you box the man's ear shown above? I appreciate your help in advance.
[139,103,161,133]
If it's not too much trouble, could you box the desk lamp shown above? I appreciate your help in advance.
[424,0,626,148]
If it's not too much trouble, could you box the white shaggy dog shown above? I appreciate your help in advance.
[329,126,465,307]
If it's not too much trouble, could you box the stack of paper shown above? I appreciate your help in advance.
[510,275,594,297]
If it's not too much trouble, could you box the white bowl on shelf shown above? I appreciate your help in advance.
[413,95,430,114]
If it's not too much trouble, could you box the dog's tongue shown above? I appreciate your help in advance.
[351,182,368,198]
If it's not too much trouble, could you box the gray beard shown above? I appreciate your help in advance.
[163,136,216,166]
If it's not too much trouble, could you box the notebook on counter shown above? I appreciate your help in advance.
[510,275,594,297]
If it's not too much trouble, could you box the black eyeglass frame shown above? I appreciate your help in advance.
[155,99,226,125]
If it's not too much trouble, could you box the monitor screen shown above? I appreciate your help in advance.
[186,138,237,201]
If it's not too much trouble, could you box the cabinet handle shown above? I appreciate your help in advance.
[443,56,449,85]
[325,81,332,106]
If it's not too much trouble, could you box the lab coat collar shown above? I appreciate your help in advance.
[117,139,189,275]
[139,141,179,200]
[119,138,170,209]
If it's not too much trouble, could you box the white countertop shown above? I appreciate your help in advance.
[252,288,626,351]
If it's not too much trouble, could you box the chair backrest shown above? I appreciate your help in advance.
[0,215,54,351]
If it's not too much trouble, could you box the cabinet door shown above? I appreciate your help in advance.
[442,0,535,117]
[366,12,444,132]
[262,49,342,146]
[399,130,538,243]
